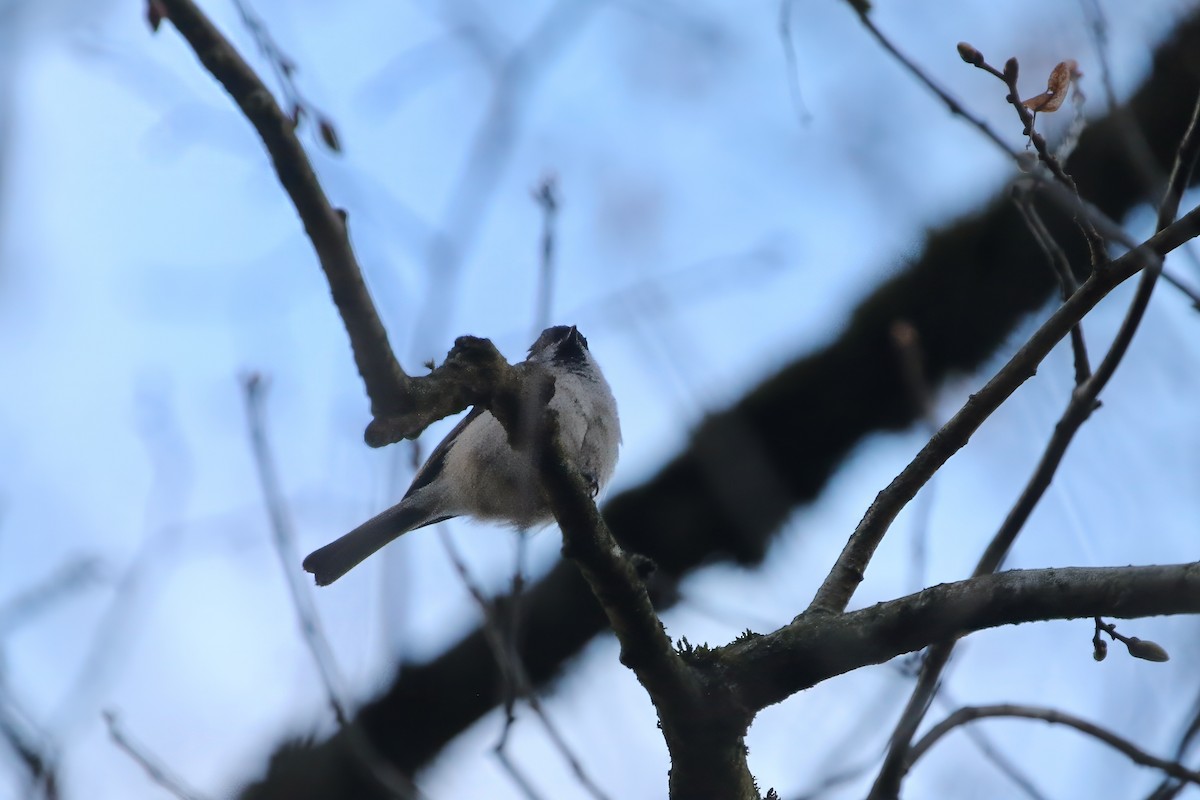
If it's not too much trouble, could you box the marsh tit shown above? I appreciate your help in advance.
[303,325,621,586]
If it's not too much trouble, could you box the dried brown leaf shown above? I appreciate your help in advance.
[1022,59,1079,113]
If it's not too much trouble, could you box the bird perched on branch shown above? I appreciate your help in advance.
[303,325,621,586]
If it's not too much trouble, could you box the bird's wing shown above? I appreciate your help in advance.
[402,406,487,499]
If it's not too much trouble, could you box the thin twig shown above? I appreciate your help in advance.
[408,0,595,359]
[0,558,105,636]
[0,680,60,800]
[494,746,548,800]
[944,706,1049,800]
[242,374,421,800]
[104,711,209,800]
[1011,190,1092,384]
[1144,685,1200,799]
[437,529,613,800]
[229,0,340,152]
[849,9,1200,306]
[962,48,1108,266]
[242,374,349,725]
[848,8,1012,155]
[1161,270,1200,310]
[908,705,1200,787]
[532,175,560,332]
[888,320,938,593]
[778,0,814,127]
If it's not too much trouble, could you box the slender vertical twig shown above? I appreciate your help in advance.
[1012,190,1092,384]
[778,0,814,127]
[242,375,420,800]
[437,530,613,800]
[532,175,560,332]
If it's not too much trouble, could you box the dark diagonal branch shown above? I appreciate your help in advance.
[157,0,408,422]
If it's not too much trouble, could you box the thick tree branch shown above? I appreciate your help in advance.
[158,0,411,425]
[534,427,758,799]
[723,562,1200,713]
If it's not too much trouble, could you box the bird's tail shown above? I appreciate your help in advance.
[302,503,438,586]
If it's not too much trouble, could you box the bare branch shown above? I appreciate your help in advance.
[1011,190,1092,384]
[908,705,1200,787]
[104,711,209,800]
[846,8,1013,155]
[157,0,408,420]
[242,374,420,800]
[242,374,349,725]
[0,558,105,637]
[808,200,1200,616]
[963,49,1107,265]
[0,680,59,800]
[726,562,1200,712]
[437,529,613,800]
[869,92,1200,798]
[778,0,814,127]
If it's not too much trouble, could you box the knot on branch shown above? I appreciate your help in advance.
[363,335,555,448]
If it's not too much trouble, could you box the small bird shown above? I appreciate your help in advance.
[303,325,621,586]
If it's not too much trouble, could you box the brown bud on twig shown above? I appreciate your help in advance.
[1003,57,1019,84]
[1125,637,1170,663]
[1092,638,1107,661]
[956,42,984,67]
[318,116,342,153]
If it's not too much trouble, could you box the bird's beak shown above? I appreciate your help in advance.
[559,326,587,360]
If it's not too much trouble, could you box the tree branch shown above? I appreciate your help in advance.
[478,362,758,799]
[908,704,1200,788]
[157,0,409,423]
[867,90,1200,799]
[723,562,1200,713]
[808,201,1200,616]
[230,15,1200,793]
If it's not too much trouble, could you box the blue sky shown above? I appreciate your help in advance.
[1,1,1198,798]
